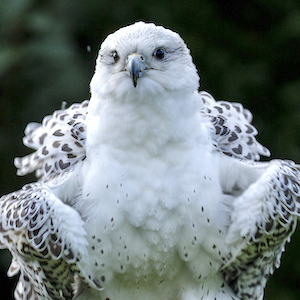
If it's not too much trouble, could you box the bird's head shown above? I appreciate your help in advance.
[90,22,200,101]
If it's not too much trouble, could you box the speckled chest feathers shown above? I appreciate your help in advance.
[71,91,232,299]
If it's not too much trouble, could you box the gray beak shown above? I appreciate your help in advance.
[125,54,149,87]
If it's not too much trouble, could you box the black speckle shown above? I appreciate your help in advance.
[45,163,51,173]
[73,113,82,119]
[228,132,238,142]
[214,106,223,113]
[68,120,76,126]
[233,104,241,112]
[245,125,254,134]
[53,129,64,137]
[42,146,49,155]
[62,144,72,152]
[58,160,71,170]
[234,125,242,133]
[245,153,252,160]
[247,137,254,145]
[76,142,84,149]
[232,144,242,155]
[220,103,230,110]
[59,113,68,121]
[39,133,47,145]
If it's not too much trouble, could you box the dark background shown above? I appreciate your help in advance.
[0,0,299,299]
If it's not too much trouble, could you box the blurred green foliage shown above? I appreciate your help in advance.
[0,0,299,299]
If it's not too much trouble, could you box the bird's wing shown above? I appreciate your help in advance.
[200,91,270,161]
[14,101,89,180]
[221,160,300,299]
[0,181,101,300]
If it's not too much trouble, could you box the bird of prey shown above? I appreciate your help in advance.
[1,21,300,300]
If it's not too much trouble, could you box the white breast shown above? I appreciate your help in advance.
[74,92,232,294]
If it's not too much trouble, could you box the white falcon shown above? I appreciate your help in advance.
[1,22,300,300]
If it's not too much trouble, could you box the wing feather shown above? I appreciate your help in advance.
[200,91,270,161]
[14,101,89,180]
[222,160,300,299]
[0,182,99,299]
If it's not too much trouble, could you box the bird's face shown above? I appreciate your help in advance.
[90,22,199,101]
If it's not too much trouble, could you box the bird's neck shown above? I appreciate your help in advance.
[86,91,205,156]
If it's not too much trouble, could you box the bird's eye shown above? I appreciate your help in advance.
[154,48,165,60]
[112,51,119,63]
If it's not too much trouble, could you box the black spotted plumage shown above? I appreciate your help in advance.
[4,97,300,300]
[0,181,103,300]
[222,160,300,299]
[14,101,88,180]
[1,22,300,300]
[200,91,270,161]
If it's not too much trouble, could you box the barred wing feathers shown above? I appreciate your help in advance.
[222,160,300,299]
[0,182,100,299]
[200,91,270,161]
[14,101,89,180]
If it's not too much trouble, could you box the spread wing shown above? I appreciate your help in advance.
[200,91,270,161]
[1,101,101,299]
[14,101,89,180]
[203,92,300,298]
[0,180,100,300]
[221,160,300,299]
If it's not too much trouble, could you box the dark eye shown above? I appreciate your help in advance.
[112,51,119,63]
[154,48,165,60]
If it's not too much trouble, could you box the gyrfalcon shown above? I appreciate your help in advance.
[1,21,300,300]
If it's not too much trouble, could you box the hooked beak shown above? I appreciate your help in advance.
[125,53,149,87]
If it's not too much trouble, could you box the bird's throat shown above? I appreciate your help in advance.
[86,93,203,156]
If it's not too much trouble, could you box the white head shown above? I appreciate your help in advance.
[90,22,200,101]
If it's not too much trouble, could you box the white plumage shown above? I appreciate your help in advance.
[1,22,300,300]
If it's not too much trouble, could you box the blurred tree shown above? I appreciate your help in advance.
[0,0,299,299]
